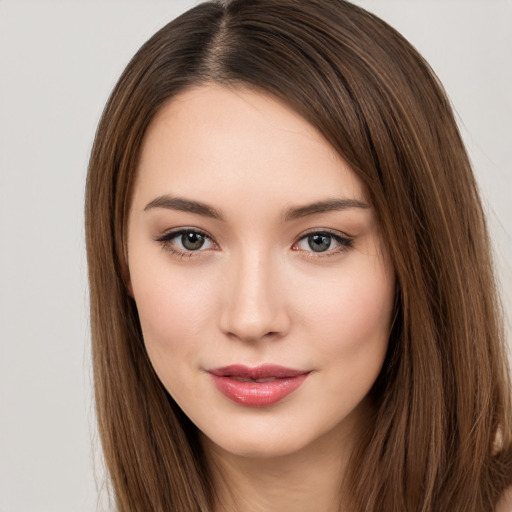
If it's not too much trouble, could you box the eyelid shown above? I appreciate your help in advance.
[155,227,218,256]
[292,228,354,256]
[154,226,353,259]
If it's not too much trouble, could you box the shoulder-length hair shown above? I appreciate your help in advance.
[85,1,512,510]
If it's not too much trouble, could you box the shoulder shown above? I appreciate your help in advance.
[496,487,512,512]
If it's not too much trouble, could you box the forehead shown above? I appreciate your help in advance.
[133,84,366,212]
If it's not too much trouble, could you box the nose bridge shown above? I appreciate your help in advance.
[220,245,288,342]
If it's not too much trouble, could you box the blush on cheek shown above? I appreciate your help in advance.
[306,277,393,359]
[135,262,214,324]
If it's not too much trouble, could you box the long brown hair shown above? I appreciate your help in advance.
[85,1,512,510]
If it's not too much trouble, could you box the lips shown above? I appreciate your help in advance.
[207,365,310,407]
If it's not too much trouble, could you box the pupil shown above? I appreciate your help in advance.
[309,234,331,252]
[182,232,204,250]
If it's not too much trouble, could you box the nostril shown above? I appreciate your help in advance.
[225,328,283,344]
[219,259,291,342]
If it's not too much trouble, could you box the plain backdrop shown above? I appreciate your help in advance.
[0,1,511,511]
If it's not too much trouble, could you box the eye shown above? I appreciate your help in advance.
[155,228,216,255]
[293,230,353,255]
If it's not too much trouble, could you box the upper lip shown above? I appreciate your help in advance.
[207,364,309,379]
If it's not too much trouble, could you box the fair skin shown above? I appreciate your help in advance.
[126,85,395,511]
[497,488,512,512]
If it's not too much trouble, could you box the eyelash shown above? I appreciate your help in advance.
[155,228,216,259]
[155,228,354,259]
[292,229,353,258]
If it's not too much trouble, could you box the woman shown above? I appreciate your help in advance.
[85,0,512,510]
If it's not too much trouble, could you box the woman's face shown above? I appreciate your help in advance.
[127,85,395,458]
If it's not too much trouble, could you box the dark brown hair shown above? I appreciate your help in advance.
[85,1,512,510]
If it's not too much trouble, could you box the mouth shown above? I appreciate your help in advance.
[207,364,311,407]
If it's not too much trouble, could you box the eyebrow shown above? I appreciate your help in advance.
[144,195,369,221]
[282,198,370,221]
[144,196,223,219]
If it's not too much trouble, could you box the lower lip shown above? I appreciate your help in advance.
[209,373,309,407]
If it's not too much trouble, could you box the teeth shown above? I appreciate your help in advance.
[231,377,252,382]
[231,376,279,383]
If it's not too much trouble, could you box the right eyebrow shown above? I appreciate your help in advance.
[144,195,224,220]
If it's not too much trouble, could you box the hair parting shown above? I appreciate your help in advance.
[85,1,512,510]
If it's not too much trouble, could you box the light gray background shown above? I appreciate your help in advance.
[1,1,510,511]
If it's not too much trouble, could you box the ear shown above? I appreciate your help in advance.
[120,255,134,298]
[118,223,135,298]
[125,273,134,298]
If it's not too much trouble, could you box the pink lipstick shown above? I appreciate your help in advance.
[207,365,310,407]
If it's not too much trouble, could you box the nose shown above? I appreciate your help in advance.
[219,250,291,343]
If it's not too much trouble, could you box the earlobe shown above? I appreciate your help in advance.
[118,231,134,297]
[120,257,134,298]
[125,276,134,298]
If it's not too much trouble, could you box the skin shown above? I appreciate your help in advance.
[126,84,396,512]
[497,488,512,512]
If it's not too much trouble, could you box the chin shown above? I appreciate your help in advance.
[197,411,352,462]
[201,429,309,459]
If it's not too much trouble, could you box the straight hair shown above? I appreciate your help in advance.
[85,1,512,510]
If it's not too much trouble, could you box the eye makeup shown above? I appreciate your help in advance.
[154,226,354,260]
[292,229,353,257]
[155,227,217,258]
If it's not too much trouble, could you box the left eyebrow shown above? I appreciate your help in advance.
[282,198,370,221]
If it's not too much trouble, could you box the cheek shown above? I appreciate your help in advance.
[129,257,219,366]
[300,256,395,361]
[301,259,394,418]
